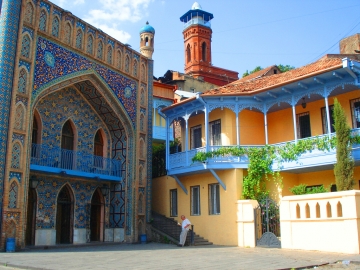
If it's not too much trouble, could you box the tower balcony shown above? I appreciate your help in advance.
[30,144,122,181]
[183,17,211,29]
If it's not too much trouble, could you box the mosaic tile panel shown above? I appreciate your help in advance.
[19,60,31,72]
[76,21,85,31]
[33,37,138,126]
[12,133,25,145]
[39,9,47,32]
[24,2,34,25]
[110,182,125,228]
[9,172,21,183]
[0,0,22,213]
[51,16,60,38]
[8,181,18,208]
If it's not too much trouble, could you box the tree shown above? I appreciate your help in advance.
[333,98,354,190]
[277,64,295,73]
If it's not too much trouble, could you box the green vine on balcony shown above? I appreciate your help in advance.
[191,134,360,200]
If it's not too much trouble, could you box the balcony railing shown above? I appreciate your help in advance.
[183,18,211,29]
[153,126,174,141]
[30,144,122,178]
[168,130,360,173]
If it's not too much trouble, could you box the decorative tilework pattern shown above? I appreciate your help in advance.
[53,9,62,18]
[87,27,95,35]
[76,21,85,31]
[39,9,47,31]
[0,0,22,218]
[116,50,122,69]
[64,22,71,44]
[133,54,140,61]
[87,35,93,54]
[76,29,83,49]
[133,60,138,77]
[21,34,31,58]
[24,2,34,25]
[125,55,129,73]
[51,16,60,38]
[22,26,34,39]
[11,142,21,169]
[16,95,28,107]
[40,1,50,13]
[19,60,31,72]
[97,41,103,59]
[18,68,27,93]
[12,133,25,145]
[9,172,22,183]
[98,33,105,41]
[8,181,18,208]
[107,46,112,64]
[14,104,25,130]
[108,39,114,47]
[65,15,74,25]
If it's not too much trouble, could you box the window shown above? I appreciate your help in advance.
[94,130,104,168]
[87,35,94,54]
[52,16,60,37]
[209,184,220,215]
[186,44,191,63]
[64,23,71,44]
[297,112,311,139]
[321,105,335,134]
[61,120,74,169]
[191,186,200,216]
[209,119,221,145]
[190,125,202,149]
[201,42,206,61]
[170,189,178,217]
[31,117,39,158]
[39,9,47,31]
[350,98,360,128]
[75,29,83,49]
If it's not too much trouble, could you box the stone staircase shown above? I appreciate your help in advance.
[151,211,213,246]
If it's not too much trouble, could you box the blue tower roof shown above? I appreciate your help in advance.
[140,21,155,34]
[180,2,214,23]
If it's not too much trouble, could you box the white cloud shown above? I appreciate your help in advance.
[74,0,85,4]
[94,23,132,43]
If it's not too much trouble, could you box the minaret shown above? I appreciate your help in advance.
[139,21,155,59]
[180,2,213,74]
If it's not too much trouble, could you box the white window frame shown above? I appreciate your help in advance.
[191,186,200,216]
[190,125,202,149]
[209,184,220,215]
[209,119,221,146]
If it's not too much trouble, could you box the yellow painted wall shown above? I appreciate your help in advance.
[209,108,236,145]
[152,169,244,245]
[239,109,265,145]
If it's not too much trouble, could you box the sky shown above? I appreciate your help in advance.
[50,0,360,78]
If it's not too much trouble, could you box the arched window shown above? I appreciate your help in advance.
[24,2,34,25]
[186,44,191,63]
[141,64,146,81]
[52,16,60,37]
[64,22,72,44]
[87,35,94,54]
[61,120,74,169]
[140,87,145,106]
[94,130,104,168]
[125,55,130,73]
[116,50,122,69]
[18,68,27,94]
[8,181,19,209]
[31,115,40,157]
[202,42,206,61]
[11,142,21,169]
[76,29,83,49]
[107,46,113,64]
[140,114,145,131]
[133,60,138,77]
[39,9,47,32]
[14,104,25,130]
[97,41,103,60]
[21,35,31,58]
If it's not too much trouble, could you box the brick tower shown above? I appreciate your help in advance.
[180,2,238,86]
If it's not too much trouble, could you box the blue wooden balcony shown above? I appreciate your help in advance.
[30,144,122,181]
[153,126,174,142]
[167,129,360,175]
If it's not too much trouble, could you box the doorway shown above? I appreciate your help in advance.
[90,188,105,241]
[56,185,74,244]
[25,188,37,246]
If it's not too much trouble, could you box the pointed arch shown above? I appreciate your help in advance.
[187,44,191,63]
[18,67,28,94]
[116,50,122,69]
[107,45,113,64]
[75,29,83,49]
[56,184,74,244]
[31,110,42,158]
[39,9,47,32]
[326,202,332,218]
[14,103,26,130]
[140,87,146,106]
[305,203,310,218]
[94,129,106,168]
[21,34,31,58]
[133,59,138,77]
[24,2,35,25]
[140,113,145,132]
[64,22,72,44]
[8,180,19,209]
[125,55,130,73]
[97,40,104,60]
[11,142,22,169]
[61,120,76,169]
[87,35,94,55]
[90,188,105,241]
[337,201,343,217]
[201,42,207,61]
[141,64,146,81]
[51,15,60,38]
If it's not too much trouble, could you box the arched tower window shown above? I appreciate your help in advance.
[39,9,47,32]
[8,181,19,208]
[186,44,191,63]
[97,41,104,60]
[21,34,31,58]
[61,120,74,169]
[64,22,72,44]
[18,68,27,94]
[52,16,60,37]
[202,42,206,61]
[94,130,104,168]
[24,2,34,25]
[76,29,83,49]
[107,46,113,64]
[87,35,94,55]
[145,36,149,46]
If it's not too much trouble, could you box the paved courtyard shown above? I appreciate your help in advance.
[0,243,360,270]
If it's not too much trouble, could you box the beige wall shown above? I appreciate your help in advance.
[152,169,244,245]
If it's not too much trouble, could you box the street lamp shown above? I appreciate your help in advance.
[30,176,39,189]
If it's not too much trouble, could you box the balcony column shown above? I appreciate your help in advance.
[292,97,298,142]
[165,117,170,170]
[324,90,331,135]
[264,112,268,145]
[184,115,189,166]
[204,107,209,152]
[236,111,240,145]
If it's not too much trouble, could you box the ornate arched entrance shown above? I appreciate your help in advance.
[56,185,74,244]
[90,188,105,242]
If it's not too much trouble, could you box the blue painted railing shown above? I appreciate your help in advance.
[30,144,122,177]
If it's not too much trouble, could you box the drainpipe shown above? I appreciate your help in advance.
[196,94,209,153]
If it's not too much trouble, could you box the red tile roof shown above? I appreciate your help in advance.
[232,65,279,84]
[202,56,345,96]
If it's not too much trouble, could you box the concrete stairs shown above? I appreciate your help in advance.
[151,211,213,246]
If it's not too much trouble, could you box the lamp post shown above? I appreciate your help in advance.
[30,176,39,189]
[100,184,109,197]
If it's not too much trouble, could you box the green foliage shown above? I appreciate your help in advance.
[242,66,262,78]
[333,98,355,190]
[152,139,182,178]
[277,64,295,73]
[290,184,328,195]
